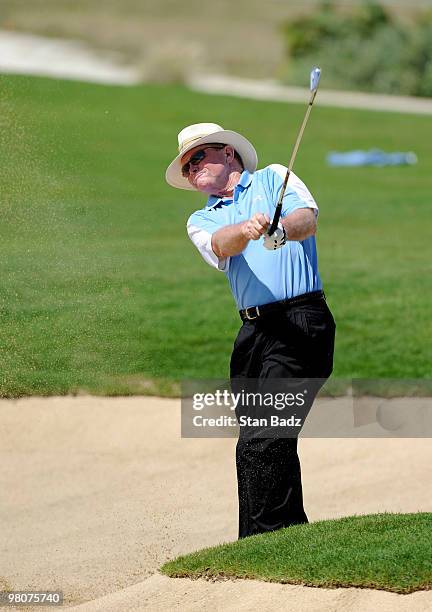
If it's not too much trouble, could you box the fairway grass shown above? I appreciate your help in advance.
[161,513,432,594]
[1,75,431,396]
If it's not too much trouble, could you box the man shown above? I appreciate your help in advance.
[166,122,335,539]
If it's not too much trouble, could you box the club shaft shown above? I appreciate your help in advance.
[288,91,316,172]
[268,89,317,236]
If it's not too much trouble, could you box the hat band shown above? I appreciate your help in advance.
[179,133,218,153]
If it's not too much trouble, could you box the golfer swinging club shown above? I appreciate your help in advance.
[165,122,335,539]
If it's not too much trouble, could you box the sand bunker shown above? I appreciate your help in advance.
[1,395,431,610]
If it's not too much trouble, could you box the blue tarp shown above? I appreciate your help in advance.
[327,149,417,167]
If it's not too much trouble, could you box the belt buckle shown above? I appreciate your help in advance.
[245,306,260,320]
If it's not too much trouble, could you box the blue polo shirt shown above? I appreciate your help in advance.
[187,165,322,310]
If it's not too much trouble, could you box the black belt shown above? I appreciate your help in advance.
[239,290,325,322]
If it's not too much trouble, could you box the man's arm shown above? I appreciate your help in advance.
[280,208,316,241]
[211,208,316,258]
[211,213,270,258]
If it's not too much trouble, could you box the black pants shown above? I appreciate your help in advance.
[230,293,335,539]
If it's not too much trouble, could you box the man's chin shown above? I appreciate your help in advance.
[194,176,214,193]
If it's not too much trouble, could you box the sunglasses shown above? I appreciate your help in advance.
[181,144,226,177]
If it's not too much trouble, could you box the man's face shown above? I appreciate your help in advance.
[181,144,232,194]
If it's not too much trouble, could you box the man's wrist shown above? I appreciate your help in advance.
[240,221,249,240]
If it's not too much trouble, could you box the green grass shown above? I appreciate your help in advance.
[161,513,432,593]
[0,75,431,396]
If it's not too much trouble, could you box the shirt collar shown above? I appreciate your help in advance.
[205,170,253,209]
[236,170,253,190]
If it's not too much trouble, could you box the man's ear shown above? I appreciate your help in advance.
[225,146,234,163]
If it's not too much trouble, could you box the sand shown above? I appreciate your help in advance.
[1,395,431,610]
[0,30,140,85]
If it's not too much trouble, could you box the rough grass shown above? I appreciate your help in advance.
[161,513,432,594]
[0,75,431,396]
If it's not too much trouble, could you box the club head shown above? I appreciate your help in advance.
[310,67,321,92]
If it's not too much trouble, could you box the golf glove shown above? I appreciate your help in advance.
[263,223,286,250]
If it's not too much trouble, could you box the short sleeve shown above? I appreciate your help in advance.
[267,164,319,217]
[187,211,229,272]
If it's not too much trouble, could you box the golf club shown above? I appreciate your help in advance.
[267,67,321,236]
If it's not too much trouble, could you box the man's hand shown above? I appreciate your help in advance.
[263,222,286,250]
[241,213,270,241]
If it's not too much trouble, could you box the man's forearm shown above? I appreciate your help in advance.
[212,212,271,257]
[211,222,249,258]
[281,208,316,241]
[211,209,316,259]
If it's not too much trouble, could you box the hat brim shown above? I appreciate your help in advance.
[165,130,258,191]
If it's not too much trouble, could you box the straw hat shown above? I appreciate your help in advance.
[165,123,258,190]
